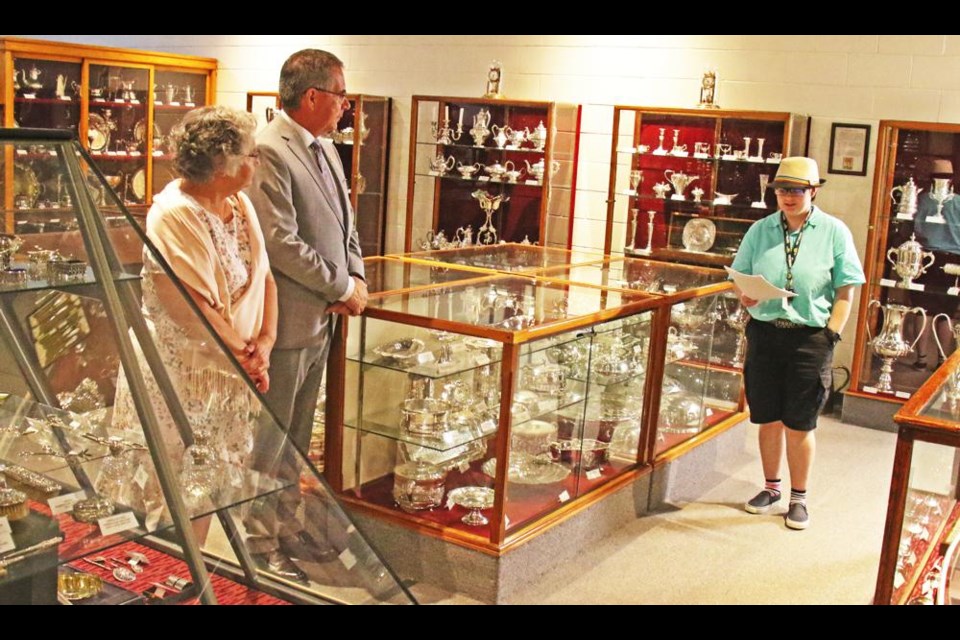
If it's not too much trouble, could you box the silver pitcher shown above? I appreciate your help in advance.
[725,298,751,369]
[891,177,922,218]
[867,300,927,395]
[932,313,960,401]
[887,233,934,289]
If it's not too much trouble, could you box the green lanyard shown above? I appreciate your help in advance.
[780,212,808,295]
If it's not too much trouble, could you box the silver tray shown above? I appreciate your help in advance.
[131,168,147,201]
[87,113,110,152]
[447,486,495,509]
[681,218,716,253]
[372,338,425,364]
[482,454,571,485]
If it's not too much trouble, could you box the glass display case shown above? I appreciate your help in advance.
[0,37,217,232]
[0,128,413,605]
[603,106,810,267]
[404,95,581,251]
[875,350,960,605]
[244,92,392,256]
[326,246,747,551]
[850,121,960,405]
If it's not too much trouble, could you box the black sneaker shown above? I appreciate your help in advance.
[785,502,809,530]
[744,489,781,514]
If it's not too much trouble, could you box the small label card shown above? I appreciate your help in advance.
[134,465,150,490]
[98,511,139,537]
[949,287,960,297]
[48,489,87,515]
[525,180,540,186]
[862,386,879,395]
[895,391,912,400]
[558,489,571,503]
[428,170,440,177]
[879,278,897,288]
[0,530,14,555]
[478,176,490,182]
[895,213,915,221]
[339,548,357,570]
[414,351,435,365]
[585,469,602,481]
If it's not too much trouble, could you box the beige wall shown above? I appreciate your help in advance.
[23,34,960,367]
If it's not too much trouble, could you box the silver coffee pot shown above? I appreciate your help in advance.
[887,233,935,289]
[867,300,927,395]
[890,177,922,218]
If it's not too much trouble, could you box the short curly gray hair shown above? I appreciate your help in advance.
[170,105,257,184]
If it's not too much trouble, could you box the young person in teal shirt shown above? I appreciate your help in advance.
[730,157,865,530]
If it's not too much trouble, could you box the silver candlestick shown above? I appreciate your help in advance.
[431,116,463,145]
[637,210,656,255]
[625,208,638,252]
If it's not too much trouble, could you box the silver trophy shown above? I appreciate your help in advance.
[625,208,638,252]
[753,174,770,208]
[629,169,643,195]
[928,177,955,224]
[891,177,922,219]
[664,169,698,201]
[932,313,960,402]
[887,234,935,289]
[670,129,687,156]
[725,299,750,368]
[867,300,927,395]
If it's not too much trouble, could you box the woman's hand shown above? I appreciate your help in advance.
[241,334,275,374]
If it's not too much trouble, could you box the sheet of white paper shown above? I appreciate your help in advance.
[724,266,797,302]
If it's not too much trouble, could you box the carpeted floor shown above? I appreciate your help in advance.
[412,416,900,605]
[500,416,898,605]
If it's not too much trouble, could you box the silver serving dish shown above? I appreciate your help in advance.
[659,393,704,434]
[527,363,566,395]
[400,397,451,439]
[511,419,558,456]
[681,218,717,253]
[548,438,609,472]
[373,338,426,366]
[482,454,570,485]
[48,258,88,281]
[608,421,641,461]
[392,461,447,512]
[447,486,496,526]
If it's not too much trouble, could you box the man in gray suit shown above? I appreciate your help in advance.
[245,49,367,581]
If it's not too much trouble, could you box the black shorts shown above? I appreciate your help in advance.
[743,319,836,432]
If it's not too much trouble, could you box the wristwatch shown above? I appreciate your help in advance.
[823,327,841,345]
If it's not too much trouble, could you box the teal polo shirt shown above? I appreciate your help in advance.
[730,206,865,327]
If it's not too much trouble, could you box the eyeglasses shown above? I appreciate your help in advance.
[774,187,810,196]
[310,86,349,101]
[245,149,260,159]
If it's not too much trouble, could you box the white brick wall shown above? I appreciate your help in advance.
[20,34,960,372]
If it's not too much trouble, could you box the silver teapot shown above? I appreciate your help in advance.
[504,126,527,148]
[891,177,922,218]
[524,158,560,183]
[887,233,934,289]
[526,120,547,151]
[430,153,456,175]
[484,159,510,181]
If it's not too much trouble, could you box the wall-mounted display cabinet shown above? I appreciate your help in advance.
[245,91,392,256]
[875,351,960,605]
[849,121,960,407]
[325,245,748,552]
[604,106,809,267]
[0,128,412,605]
[0,37,217,235]
[404,95,581,252]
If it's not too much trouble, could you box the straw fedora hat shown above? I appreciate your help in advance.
[768,157,826,189]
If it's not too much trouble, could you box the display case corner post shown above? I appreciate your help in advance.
[324,317,349,492]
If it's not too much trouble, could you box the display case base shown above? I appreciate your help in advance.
[346,473,651,604]
[347,417,751,603]
[841,391,901,433]
[650,416,751,508]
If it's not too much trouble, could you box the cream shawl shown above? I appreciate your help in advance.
[145,179,270,341]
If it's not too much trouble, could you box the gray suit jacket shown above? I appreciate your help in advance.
[246,115,364,350]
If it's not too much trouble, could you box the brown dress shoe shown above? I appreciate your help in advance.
[253,550,308,582]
